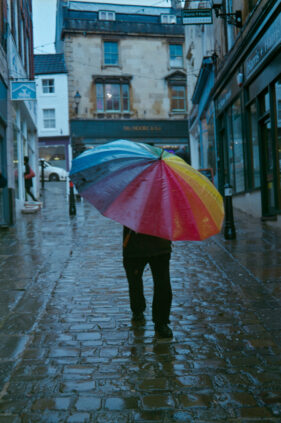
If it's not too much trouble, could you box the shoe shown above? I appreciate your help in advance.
[132,312,145,324]
[155,323,173,339]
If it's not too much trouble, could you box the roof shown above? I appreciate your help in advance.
[34,54,67,75]
[69,1,174,16]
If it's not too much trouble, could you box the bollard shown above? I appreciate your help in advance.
[40,159,45,190]
[69,181,76,216]
[224,183,236,240]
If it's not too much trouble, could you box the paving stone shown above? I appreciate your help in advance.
[0,184,281,421]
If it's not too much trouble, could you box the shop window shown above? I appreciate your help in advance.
[225,99,245,193]
[42,79,55,94]
[232,98,245,192]
[96,83,130,113]
[43,109,56,128]
[170,86,186,113]
[169,44,183,68]
[104,41,119,66]
[249,102,260,189]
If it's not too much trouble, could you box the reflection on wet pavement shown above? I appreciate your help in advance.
[0,184,281,421]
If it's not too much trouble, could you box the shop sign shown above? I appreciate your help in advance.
[182,9,212,25]
[245,13,281,80]
[11,81,36,101]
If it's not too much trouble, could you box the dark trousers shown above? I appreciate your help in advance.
[25,186,37,201]
[123,254,172,324]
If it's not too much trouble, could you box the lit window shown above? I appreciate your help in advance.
[171,86,186,112]
[170,44,183,68]
[99,11,115,21]
[43,109,56,128]
[42,79,55,94]
[96,83,130,113]
[161,14,177,24]
[104,41,119,66]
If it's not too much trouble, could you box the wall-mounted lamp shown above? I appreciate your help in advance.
[211,0,242,28]
[74,91,81,114]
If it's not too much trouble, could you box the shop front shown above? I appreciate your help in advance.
[0,76,8,226]
[214,3,281,221]
[189,56,218,186]
[70,119,189,158]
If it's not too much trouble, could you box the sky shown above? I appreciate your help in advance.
[32,0,173,54]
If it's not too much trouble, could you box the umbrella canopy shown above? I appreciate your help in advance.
[70,140,224,241]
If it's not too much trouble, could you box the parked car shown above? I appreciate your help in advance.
[39,159,68,181]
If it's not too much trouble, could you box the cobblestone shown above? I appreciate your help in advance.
[0,183,281,421]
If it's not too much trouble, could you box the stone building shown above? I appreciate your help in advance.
[55,0,188,158]
[184,0,281,226]
[0,0,37,226]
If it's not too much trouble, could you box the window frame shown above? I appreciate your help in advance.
[161,14,177,24]
[42,108,56,129]
[42,79,55,94]
[98,10,116,21]
[169,44,183,68]
[170,85,186,113]
[103,41,119,67]
[95,81,130,114]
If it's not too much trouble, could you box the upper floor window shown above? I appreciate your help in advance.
[170,44,183,68]
[43,109,56,128]
[171,86,186,112]
[96,83,130,113]
[161,14,177,24]
[104,41,119,66]
[99,11,115,21]
[42,79,55,94]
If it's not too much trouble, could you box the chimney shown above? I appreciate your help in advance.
[171,0,182,10]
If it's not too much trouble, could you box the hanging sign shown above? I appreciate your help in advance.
[182,9,213,25]
[11,81,36,101]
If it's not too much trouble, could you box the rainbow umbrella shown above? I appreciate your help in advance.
[70,140,224,241]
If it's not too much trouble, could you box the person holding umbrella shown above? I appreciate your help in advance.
[123,227,173,338]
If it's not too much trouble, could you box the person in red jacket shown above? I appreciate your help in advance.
[123,226,173,338]
[24,156,37,202]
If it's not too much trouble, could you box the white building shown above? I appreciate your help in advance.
[34,54,70,170]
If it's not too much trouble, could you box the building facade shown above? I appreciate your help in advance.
[55,1,189,158]
[34,54,70,171]
[185,0,281,226]
[0,0,9,226]
[0,0,38,226]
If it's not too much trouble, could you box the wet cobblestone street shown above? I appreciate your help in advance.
[0,183,281,422]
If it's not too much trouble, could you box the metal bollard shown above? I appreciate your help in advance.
[69,181,76,216]
[224,183,236,240]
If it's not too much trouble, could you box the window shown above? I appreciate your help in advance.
[161,14,177,24]
[249,102,260,188]
[99,11,115,21]
[169,44,183,68]
[171,86,186,112]
[96,83,130,113]
[43,109,55,128]
[104,41,119,66]
[42,79,55,94]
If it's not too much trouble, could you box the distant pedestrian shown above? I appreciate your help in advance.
[123,226,173,338]
[24,156,37,202]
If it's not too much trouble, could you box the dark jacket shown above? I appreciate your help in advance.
[123,226,172,258]
[24,164,33,188]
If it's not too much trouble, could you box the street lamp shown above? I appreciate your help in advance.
[74,91,81,114]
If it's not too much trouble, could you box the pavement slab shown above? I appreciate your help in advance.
[0,183,281,422]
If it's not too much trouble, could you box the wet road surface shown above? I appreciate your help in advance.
[0,183,281,422]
